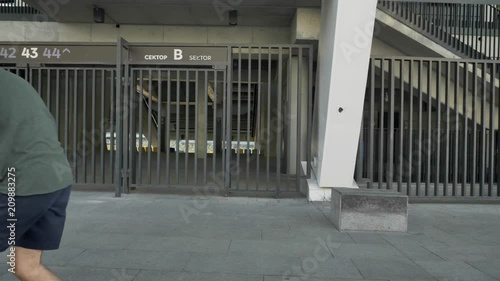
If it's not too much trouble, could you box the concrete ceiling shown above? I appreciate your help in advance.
[24,0,322,26]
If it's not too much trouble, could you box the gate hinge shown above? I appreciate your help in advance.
[121,77,132,87]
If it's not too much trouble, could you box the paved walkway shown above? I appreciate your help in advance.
[1,191,500,281]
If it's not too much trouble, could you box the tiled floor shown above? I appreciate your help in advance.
[1,191,499,281]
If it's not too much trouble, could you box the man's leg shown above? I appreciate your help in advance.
[13,247,60,281]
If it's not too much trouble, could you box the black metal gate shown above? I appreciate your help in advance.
[115,44,314,197]
[125,67,228,192]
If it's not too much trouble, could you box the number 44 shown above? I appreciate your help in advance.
[43,48,61,59]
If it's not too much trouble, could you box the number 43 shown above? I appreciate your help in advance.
[21,47,38,59]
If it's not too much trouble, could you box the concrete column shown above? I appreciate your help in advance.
[313,0,378,190]
[197,74,207,158]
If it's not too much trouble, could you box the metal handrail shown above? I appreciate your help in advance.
[378,2,500,61]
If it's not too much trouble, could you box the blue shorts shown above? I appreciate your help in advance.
[0,186,71,252]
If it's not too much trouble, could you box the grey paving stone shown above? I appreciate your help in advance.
[134,270,264,281]
[347,232,391,245]
[73,220,176,236]
[294,257,363,279]
[265,276,380,281]
[41,247,87,266]
[229,239,328,257]
[417,261,498,281]
[466,259,500,279]
[127,236,230,253]
[385,243,445,262]
[171,224,263,240]
[329,244,408,260]
[59,232,136,250]
[423,245,500,262]
[68,249,191,271]
[352,258,436,280]
[184,252,301,275]
[0,266,140,281]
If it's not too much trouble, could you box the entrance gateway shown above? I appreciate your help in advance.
[0,38,315,198]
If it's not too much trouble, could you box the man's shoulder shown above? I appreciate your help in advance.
[0,68,32,90]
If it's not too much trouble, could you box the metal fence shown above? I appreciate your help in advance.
[356,57,500,197]
[3,65,118,186]
[0,0,39,14]
[379,2,500,60]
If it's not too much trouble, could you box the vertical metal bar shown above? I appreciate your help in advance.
[147,70,153,185]
[72,70,78,183]
[213,71,218,183]
[471,63,477,196]
[122,63,130,193]
[379,59,385,189]
[267,47,272,191]
[463,62,469,196]
[237,47,242,190]
[110,69,115,185]
[81,70,87,183]
[247,48,251,190]
[157,69,162,185]
[417,60,423,196]
[388,59,395,190]
[368,59,375,189]
[194,70,198,185]
[497,62,500,197]
[55,69,60,152]
[307,47,313,178]
[46,69,51,113]
[488,62,500,197]
[407,60,414,195]
[488,6,492,59]
[445,62,450,196]
[138,70,143,185]
[115,45,122,196]
[64,69,69,155]
[493,12,500,60]
[296,48,303,191]
[225,47,233,194]
[129,69,137,187]
[204,70,208,186]
[167,70,172,185]
[472,5,476,58]
[277,47,283,197]
[185,70,190,184]
[257,47,262,190]
[435,61,441,196]
[286,47,292,191]
[426,61,431,196]
[176,70,181,185]
[101,69,105,184]
[480,62,486,195]
[466,5,470,56]
[489,63,496,196]
[92,69,96,184]
[398,59,404,193]
[453,62,460,196]
[460,5,465,54]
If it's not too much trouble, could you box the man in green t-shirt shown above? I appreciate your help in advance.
[0,68,73,281]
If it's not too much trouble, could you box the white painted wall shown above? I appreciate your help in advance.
[0,21,291,44]
[313,0,378,191]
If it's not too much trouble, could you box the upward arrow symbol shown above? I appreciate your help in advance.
[63,48,71,53]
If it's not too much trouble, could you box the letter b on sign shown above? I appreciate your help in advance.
[174,49,183,60]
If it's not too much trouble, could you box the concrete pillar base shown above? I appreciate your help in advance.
[330,187,408,232]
